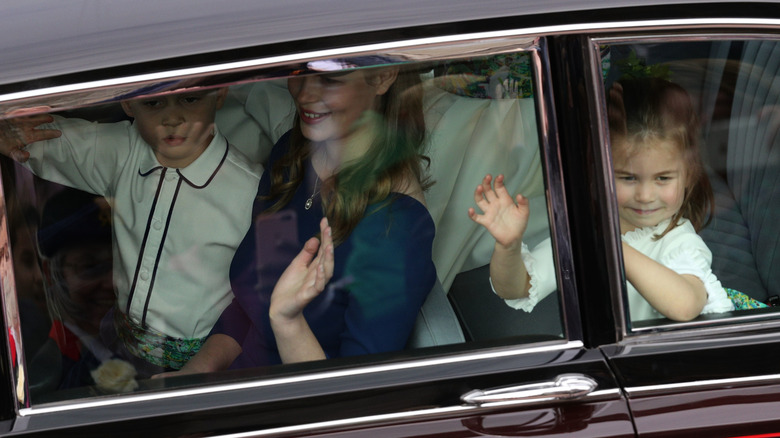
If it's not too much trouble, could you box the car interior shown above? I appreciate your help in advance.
[696,40,780,307]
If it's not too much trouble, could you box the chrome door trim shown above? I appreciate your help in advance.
[19,340,583,416]
[210,388,621,438]
[624,373,780,397]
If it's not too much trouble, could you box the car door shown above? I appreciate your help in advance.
[572,29,780,438]
[0,13,637,437]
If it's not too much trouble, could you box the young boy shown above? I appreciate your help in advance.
[1,88,262,376]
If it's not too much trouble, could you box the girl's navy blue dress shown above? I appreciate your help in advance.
[212,132,437,368]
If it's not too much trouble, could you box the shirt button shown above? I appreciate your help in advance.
[140,270,150,281]
[153,219,163,230]
[165,172,178,181]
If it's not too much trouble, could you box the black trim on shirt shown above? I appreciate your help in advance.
[128,139,229,328]
[178,139,229,189]
[141,176,183,327]
[127,167,167,315]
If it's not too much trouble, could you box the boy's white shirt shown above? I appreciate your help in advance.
[499,218,734,321]
[23,115,262,339]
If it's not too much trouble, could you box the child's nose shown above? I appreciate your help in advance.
[634,182,655,202]
[162,107,185,126]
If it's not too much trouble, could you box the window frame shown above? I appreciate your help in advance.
[0,31,581,419]
[588,30,780,340]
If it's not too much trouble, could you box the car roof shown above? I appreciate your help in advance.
[2,0,777,88]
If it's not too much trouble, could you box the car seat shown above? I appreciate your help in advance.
[700,40,780,304]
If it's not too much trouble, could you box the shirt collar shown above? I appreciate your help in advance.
[138,128,229,189]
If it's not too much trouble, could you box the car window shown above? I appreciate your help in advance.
[0,47,568,406]
[597,37,780,331]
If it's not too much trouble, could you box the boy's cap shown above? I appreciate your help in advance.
[37,188,112,258]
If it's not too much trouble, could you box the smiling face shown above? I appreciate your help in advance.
[613,138,688,234]
[287,70,395,147]
[121,88,227,168]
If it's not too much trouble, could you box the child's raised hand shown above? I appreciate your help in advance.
[0,112,61,163]
[468,174,530,249]
[269,217,335,324]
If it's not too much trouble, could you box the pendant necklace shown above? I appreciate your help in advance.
[305,177,320,210]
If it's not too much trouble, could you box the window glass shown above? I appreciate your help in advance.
[1,50,563,405]
[600,38,780,329]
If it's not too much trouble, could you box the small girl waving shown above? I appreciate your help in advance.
[469,77,733,322]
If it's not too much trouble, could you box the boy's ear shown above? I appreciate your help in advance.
[374,67,399,96]
[215,88,229,110]
[120,101,135,118]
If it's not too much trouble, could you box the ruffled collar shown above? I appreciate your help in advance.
[621,218,674,244]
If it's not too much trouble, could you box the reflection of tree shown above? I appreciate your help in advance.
[614,50,671,81]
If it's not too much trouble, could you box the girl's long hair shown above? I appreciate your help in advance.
[263,65,430,244]
[608,77,713,237]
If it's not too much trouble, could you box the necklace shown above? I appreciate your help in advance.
[305,177,320,210]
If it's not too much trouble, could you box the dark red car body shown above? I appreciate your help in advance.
[1,1,780,437]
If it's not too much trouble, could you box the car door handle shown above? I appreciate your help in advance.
[461,373,598,406]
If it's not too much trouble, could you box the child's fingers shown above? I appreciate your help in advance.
[493,174,511,197]
[473,184,486,205]
[468,207,487,226]
[5,107,53,118]
[481,174,497,201]
[467,207,481,223]
[27,128,61,143]
[10,149,30,163]
[24,113,55,125]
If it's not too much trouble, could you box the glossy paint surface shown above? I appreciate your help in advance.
[1,0,767,88]
[1,1,780,437]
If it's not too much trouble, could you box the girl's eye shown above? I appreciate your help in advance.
[618,175,636,182]
[181,96,202,104]
[656,175,673,182]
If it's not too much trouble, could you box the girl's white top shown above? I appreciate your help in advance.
[499,218,734,321]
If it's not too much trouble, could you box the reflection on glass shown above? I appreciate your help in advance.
[0,51,565,404]
[436,54,561,341]
[603,40,780,325]
[30,187,118,396]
